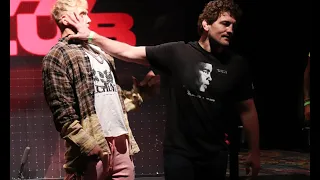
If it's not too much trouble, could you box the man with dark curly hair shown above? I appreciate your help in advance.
[63,0,260,179]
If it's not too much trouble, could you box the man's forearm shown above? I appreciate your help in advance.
[304,63,310,101]
[304,86,310,101]
[61,120,99,154]
[92,32,149,66]
[92,33,131,60]
[241,110,260,153]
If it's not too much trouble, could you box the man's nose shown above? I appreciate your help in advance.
[87,16,92,24]
[226,26,233,35]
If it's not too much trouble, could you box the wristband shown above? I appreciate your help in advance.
[88,31,95,43]
[304,100,310,106]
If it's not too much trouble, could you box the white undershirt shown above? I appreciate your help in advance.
[86,44,128,137]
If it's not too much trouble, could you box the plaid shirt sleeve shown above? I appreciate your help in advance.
[42,47,98,154]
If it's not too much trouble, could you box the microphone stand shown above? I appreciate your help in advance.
[17,163,25,179]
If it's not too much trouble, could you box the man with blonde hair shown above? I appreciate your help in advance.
[42,0,159,179]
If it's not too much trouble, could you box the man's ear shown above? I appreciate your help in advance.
[60,15,68,26]
[202,20,209,32]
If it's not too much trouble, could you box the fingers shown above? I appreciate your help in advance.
[245,159,252,175]
[148,75,161,87]
[73,11,83,23]
[73,11,79,22]
[147,70,155,76]
[139,80,147,87]
[100,154,109,170]
[140,75,154,86]
[141,75,160,87]
[132,76,140,87]
[245,166,251,176]
[252,167,260,177]
[64,11,84,27]
[72,9,85,23]
[68,34,80,40]
[246,165,260,178]
[67,11,79,23]
[101,156,110,176]
[64,12,77,27]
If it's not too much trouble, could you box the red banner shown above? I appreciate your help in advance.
[10,0,136,56]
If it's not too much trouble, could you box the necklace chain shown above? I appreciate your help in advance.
[83,45,104,64]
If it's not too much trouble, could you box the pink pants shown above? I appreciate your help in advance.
[65,135,135,180]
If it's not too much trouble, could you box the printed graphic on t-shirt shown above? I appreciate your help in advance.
[185,62,215,102]
[186,89,216,102]
[196,62,213,92]
[93,69,117,94]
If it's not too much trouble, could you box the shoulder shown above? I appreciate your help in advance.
[42,42,65,67]
[224,50,251,77]
[43,40,82,69]
[148,41,187,50]
[227,49,247,65]
[165,41,188,49]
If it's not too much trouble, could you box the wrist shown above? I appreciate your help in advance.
[88,31,95,43]
[304,99,310,106]
[250,149,260,155]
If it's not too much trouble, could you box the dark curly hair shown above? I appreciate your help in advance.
[197,0,242,35]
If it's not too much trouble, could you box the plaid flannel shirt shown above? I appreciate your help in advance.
[42,36,140,175]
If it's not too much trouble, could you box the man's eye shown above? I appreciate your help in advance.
[80,12,87,16]
[221,22,231,26]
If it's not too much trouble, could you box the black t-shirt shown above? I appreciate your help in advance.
[146,41,253,158]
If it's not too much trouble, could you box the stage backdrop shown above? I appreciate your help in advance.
[10,0,192,179]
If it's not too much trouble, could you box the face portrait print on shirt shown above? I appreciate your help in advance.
[185,61,215,103]
[197,62,213,92]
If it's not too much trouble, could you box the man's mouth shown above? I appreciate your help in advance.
[222,36,230,40]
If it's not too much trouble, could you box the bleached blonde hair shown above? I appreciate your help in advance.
[51,0,88,24]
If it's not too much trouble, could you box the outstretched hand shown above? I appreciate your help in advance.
[134,71,161,99]
[140,71,161,88]
[62,11,92,40]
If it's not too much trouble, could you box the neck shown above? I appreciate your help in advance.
[198,33,224,54]
[61,28,76,38]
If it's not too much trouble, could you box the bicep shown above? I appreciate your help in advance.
[236,98,258,123]
[304,58,310,79]
[232,79,254,103]
[124,46,149,66]
[236,98,255,114]
[145,42,182,74]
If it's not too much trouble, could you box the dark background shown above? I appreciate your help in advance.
[10,0,311,179]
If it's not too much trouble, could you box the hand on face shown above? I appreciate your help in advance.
[62,11,91,40]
